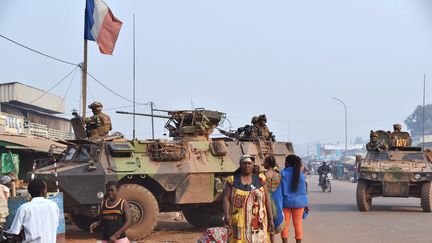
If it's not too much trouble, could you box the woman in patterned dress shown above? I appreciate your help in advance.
[222,154,274,243]
[263,156,285,243]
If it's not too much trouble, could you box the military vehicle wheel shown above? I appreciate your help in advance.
[183,205,223,228]
[119,184,159,241]
[421,181,432,212]
[356,180,372,211]
[72,214,97,232]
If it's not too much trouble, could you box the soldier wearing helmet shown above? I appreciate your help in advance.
[393,123,402,132]
[390,123,411,147]
[251,116,258,126]
[84,101,112,139]
[257,114,271,140]
[366,131,388,152]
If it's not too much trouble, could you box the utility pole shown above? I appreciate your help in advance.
[332,97,348,157]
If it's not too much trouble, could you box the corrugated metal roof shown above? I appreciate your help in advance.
[0,82,64,114]
[0,132,66,154]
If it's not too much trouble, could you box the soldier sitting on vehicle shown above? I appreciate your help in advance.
[218,116,259,141]
[256,114,275,141]
[366,131,388,152]
[85,101,112,139]
[390,123,411,148]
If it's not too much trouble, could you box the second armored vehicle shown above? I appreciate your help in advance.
[357,129,432,212]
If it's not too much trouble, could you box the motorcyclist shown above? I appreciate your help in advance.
[317,162,332,186]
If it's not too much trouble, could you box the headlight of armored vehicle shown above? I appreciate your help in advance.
[414,174,421,180]
[371,173,377,179]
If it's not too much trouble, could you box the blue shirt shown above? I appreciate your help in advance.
[281,167,309,208]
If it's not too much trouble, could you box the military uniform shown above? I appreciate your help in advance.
[390,123,411,147]
[85,101,112,139]
[257,114,270,140]
[366,131,388,152]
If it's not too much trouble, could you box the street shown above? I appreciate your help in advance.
[66,176,432,243]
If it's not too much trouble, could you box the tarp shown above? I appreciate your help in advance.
[1,152,19,175]
[0,133,66,154]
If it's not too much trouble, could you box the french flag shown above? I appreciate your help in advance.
[84,0,122,55]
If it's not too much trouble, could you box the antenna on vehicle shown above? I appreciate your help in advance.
[422,74,426,150]
[133,14,136,140]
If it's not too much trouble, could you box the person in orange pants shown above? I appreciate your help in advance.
[280,155,309,243]
[281,208,304,242]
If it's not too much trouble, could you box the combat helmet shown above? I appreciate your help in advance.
[88,101,103,111]
[251,116,258,124]
[393,123,402,132]
[258,114,267,123]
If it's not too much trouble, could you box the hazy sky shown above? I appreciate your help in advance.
[1,0,432,149]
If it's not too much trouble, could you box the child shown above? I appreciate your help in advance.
[90,181,131,243]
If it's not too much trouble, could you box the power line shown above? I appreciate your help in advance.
[0,34,78,66]
[56,67,78,111]
[29,66,79,104]
[87,71,149,105]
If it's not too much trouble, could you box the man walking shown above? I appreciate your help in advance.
[7,179,59,243]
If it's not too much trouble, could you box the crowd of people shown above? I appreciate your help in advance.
[307,159,361,183]
[199,153,310,243]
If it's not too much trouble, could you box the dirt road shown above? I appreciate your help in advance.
[66,177,432,243]
[66,213,203,243]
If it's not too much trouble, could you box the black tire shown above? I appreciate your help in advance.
[72,214,97,232]
[118,184,159,241]
[183,205,223,228]
[421,181,432,212]
[321,180,326,192]
[356,180,371,211]
[327,181,332,192]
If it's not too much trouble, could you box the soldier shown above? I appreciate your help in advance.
[85,101,112,139]
[218,116,260,140]
[390,123,411,147]
[366,131,388,152]
[393,123,402,132]
[257,114,270,140]
[251,116,258,127]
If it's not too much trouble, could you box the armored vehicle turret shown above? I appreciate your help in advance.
[357,127,432,212]
[34,108,294,241]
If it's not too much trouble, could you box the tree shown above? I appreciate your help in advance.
[404,104,432,137]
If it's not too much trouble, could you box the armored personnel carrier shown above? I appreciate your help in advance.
[357,129,432,212]
[34,108,294,241]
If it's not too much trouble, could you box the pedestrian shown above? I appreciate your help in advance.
[7,179,60,243]
[90,181,131,243]
[337,161,344,180]
[281,155,309,243]
[222,154,274,243]
[0,175,12,202]
[0,175,12,226]
[263,155,285,243]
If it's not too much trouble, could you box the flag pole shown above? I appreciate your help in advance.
[82,39,88,118]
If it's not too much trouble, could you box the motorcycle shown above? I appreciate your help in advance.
[320,173,332,192]
[0,226,24,243]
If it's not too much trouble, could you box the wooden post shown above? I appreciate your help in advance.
[82,39,88,118]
